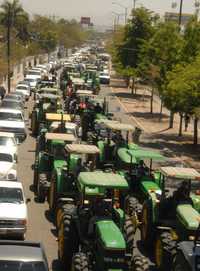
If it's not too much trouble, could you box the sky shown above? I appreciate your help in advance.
[7,0,200,26]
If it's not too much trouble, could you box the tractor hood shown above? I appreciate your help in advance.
[96,220,126,250]
[141,180,161,196]
[176,204,199,231]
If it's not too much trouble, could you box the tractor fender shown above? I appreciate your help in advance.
[37,152,50,173]
[52,168,62,194]
[97,140,105,162]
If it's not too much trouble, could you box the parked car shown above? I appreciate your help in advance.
[0,108,26,143]
[0,241,49,270]
[16,84,30,100]
[0,181,29,239]
[4,94,25,104]
[1,99,24,111]
[0,146,17,181]
[0,132,18,162]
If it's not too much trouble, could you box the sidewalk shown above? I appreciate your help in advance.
[110,78,200,169]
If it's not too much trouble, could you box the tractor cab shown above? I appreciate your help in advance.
[33,132,76,203]
[65,144,100,175]
[97,121,135,167]
[48,143,100,217]
[140,166,200,270]
[31,93,62,136]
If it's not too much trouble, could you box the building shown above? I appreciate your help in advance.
[80,17,93,29]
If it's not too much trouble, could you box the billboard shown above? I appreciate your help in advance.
[81,17,91,25]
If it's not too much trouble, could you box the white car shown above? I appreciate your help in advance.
[16,84,30,100]
[99,70,110,84]
[0,132,18,162]
[0,108,26,143]
[24,77,39,92]
[0,146,17,181]
[0,181,29,239]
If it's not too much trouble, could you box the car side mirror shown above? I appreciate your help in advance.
[26,198,31,203]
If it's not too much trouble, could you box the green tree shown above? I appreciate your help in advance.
[141,22,183,127]
[0,0,28,92]
[165,57,200,144]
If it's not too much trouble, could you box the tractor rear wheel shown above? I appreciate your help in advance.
[71,252,89,271]
[132,255,149,271]
[141,201,154,248]
[58,205,78,269]
[37,174,46,203]
[124,215,134,254]
[155,231,177,271]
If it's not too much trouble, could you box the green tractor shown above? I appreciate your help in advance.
[96,121,136,167]
[33,132,77,202]
[31,93,62,136]
[172,226,200,271]
[48,143,100,221]
[139,166,200,270]
[115,147,165,230]
[57,171,149,271]
[83,69,100,94]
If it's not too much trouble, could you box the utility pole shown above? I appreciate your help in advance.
[125,7,127,24]
[133,0,137,9]
[7,6,12,93]
[178,0,183,27]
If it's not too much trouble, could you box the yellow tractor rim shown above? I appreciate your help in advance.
[141,206,148,240]
[49,181,55,209]
[155,238,162,268]
[56,208,63,228]
[58,222,64,260]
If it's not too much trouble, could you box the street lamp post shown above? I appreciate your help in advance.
[112,1,128,24]
[178,0,183,26]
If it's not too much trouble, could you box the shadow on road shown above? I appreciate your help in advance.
[51,259,61,271]
[128,111,168,120]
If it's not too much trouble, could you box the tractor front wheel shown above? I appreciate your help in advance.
[58,205,78,269]
[132,255,149,271]
[155,231,177,271]
[124,215,134,254]
[71,252,89,271]
[125,196,142,233]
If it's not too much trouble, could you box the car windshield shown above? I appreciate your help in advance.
[0,261,46,271]
[27,71,40,76]
[25,78,35,82]
[0,153,13,162]
[16,86,28,90]
[0,112,22,121]
[0,137,15,147]
[1,101,22,109]
[0,187,23,203]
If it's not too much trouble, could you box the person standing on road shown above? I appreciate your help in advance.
[0,86,6,100]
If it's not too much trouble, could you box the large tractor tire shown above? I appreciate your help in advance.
[124,215,134,254]
[71,252,89,271]
[58,205,78,269]
[155,231,177,271]
[125,196,142,233]
[37,174,47,203]
[141,201,154,248]
[132,255,149,271]
[56,203,75,229]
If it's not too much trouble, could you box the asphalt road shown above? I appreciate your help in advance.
[16,84,152,271]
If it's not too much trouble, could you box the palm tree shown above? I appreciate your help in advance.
[0,0,28,92]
